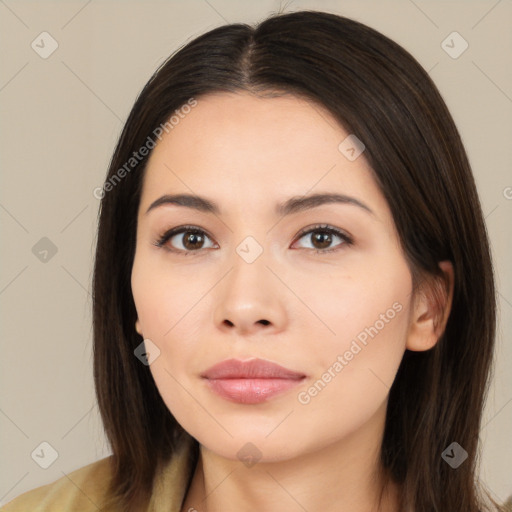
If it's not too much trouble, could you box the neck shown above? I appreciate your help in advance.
[181,401,399,512]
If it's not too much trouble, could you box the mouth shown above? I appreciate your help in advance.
[201,358,306,404]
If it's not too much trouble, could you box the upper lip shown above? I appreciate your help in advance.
[201,358,306,380]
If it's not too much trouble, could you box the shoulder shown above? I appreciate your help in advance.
[1,456,115,512]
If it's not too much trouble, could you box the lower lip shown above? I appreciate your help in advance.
[204,378,304,404]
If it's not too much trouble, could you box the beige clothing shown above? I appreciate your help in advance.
[1,435,197,511]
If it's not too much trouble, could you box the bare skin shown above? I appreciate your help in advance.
[131,91,453,512]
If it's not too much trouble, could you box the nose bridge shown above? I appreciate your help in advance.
[224,207,274,274]
[227,232,272,296]
[212,228,286,333]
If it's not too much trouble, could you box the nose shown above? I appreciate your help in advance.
[213,247,288,337]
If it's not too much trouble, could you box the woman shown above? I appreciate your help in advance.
[2,9,504,512]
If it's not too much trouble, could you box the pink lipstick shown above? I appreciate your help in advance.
[201,358,306,404]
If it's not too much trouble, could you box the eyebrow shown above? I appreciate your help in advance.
[145,192,375,217]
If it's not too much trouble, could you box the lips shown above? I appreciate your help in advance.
[201,358,305,380]
[201,358,306,404]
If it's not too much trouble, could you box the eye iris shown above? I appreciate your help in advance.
[183,231,204,250]
[311,231,332,249]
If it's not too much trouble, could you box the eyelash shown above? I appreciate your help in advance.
[153,224,354,256]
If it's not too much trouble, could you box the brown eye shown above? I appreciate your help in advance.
[155,226,216,254]
[309,231,334,250]
[293,225,353,253]
[180,231,206,250]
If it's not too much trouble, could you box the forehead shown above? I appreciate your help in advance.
[139,91,389,222]
[150,91,346,160]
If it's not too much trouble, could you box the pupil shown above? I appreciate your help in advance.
[313,232,331,249]
[184,232,203,250]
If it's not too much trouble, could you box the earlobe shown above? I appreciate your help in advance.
[135,319,143,336]
[406,261,454,352]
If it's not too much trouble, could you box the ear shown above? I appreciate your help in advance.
[406,261,454,352]
[135,319,143,336]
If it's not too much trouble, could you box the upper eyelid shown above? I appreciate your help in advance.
[294,225,353,247]
[159,224,347,238]
[155,225,217,250]
[160,225,214,241]
[157,224,352,248]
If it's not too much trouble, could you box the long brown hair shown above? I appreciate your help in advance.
[93,10,500,511]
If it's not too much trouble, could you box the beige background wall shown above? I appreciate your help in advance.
[1,0,511,506]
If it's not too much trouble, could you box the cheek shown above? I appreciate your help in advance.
[295,258,411,356]
[294,300,410,440]
[131,254,209,406]
[131,253,204,338]
[295,255,412,405]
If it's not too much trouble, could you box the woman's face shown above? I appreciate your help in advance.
[131,91,415,463]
